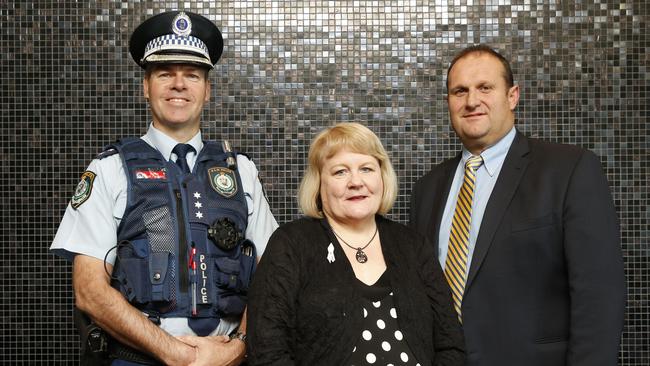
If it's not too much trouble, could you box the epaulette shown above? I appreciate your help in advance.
[220,140,238,170]
[96,148,119,160]
[96,137,141,159]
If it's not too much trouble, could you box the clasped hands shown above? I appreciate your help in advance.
[176,335,246,366]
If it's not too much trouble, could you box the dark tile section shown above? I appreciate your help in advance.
[1,1,647,364]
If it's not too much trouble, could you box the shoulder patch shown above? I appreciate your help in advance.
[71,171,96,209]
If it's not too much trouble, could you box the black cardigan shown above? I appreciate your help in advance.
[247,216,465,365]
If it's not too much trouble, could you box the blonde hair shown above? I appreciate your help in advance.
[298,122,397,218]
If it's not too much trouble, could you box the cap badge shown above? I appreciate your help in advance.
[172,12,192,37]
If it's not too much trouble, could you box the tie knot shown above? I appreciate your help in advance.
[465,155,483,171]
[172,143,195,159]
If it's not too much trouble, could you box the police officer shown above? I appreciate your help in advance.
[51,11,278,365]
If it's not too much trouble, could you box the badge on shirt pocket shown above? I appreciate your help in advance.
[208,167,237,198]
[71,171,96,209]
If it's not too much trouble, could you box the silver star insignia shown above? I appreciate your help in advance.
[195,211,203,219]
[193,192,201,199]
[194,201,202,208]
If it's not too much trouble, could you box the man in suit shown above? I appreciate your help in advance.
[409,45,626,366]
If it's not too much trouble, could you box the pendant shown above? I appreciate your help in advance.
[355,248,368,263]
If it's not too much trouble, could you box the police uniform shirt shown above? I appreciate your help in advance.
[51,123,278,336]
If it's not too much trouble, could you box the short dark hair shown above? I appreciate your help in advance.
[446,45,514,91]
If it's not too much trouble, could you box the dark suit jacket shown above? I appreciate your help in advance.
[409,131,626,366]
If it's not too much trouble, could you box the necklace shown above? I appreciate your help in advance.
[332,226,378,263]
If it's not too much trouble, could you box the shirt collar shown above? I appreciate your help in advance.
[143,123,204,160]
[461,126,516,177]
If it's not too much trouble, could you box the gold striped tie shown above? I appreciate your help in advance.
[444,155,483,321]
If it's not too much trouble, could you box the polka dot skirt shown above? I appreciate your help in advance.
[346,271,420,366]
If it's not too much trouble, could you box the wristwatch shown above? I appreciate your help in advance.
[230,331,247,344]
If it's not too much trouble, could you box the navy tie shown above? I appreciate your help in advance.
[172,144,195,174]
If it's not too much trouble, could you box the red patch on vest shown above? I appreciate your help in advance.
[135,168,167,180]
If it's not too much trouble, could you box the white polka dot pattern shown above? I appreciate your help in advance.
[382,341,391,351]
[400,352,409,362]
[377,319,386,329]
[394,330,403,341]
[347,289,419,365]
[362,330,372,341]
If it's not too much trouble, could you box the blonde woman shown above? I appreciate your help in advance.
[247,123,464,366]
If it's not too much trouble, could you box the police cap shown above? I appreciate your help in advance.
[129,11,223,69]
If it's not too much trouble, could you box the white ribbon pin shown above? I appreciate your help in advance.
[327,243,336,263]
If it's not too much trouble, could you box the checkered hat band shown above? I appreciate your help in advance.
[142,34,210,61]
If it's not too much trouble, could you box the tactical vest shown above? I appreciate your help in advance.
[106,138,256,334]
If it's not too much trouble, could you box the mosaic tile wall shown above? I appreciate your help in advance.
[1,0,647,363]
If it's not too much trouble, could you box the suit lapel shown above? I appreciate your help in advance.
[465,131,531,289]
[429,156,461,248]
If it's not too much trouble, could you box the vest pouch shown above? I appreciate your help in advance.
[212,240,256,291]
[114,239,173,305]
[114,239,151,304]
[213,257,241,292]
[212,256,246,316]
[149,251,171,302]
[237,240,257,292]
[211,240,257,316]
